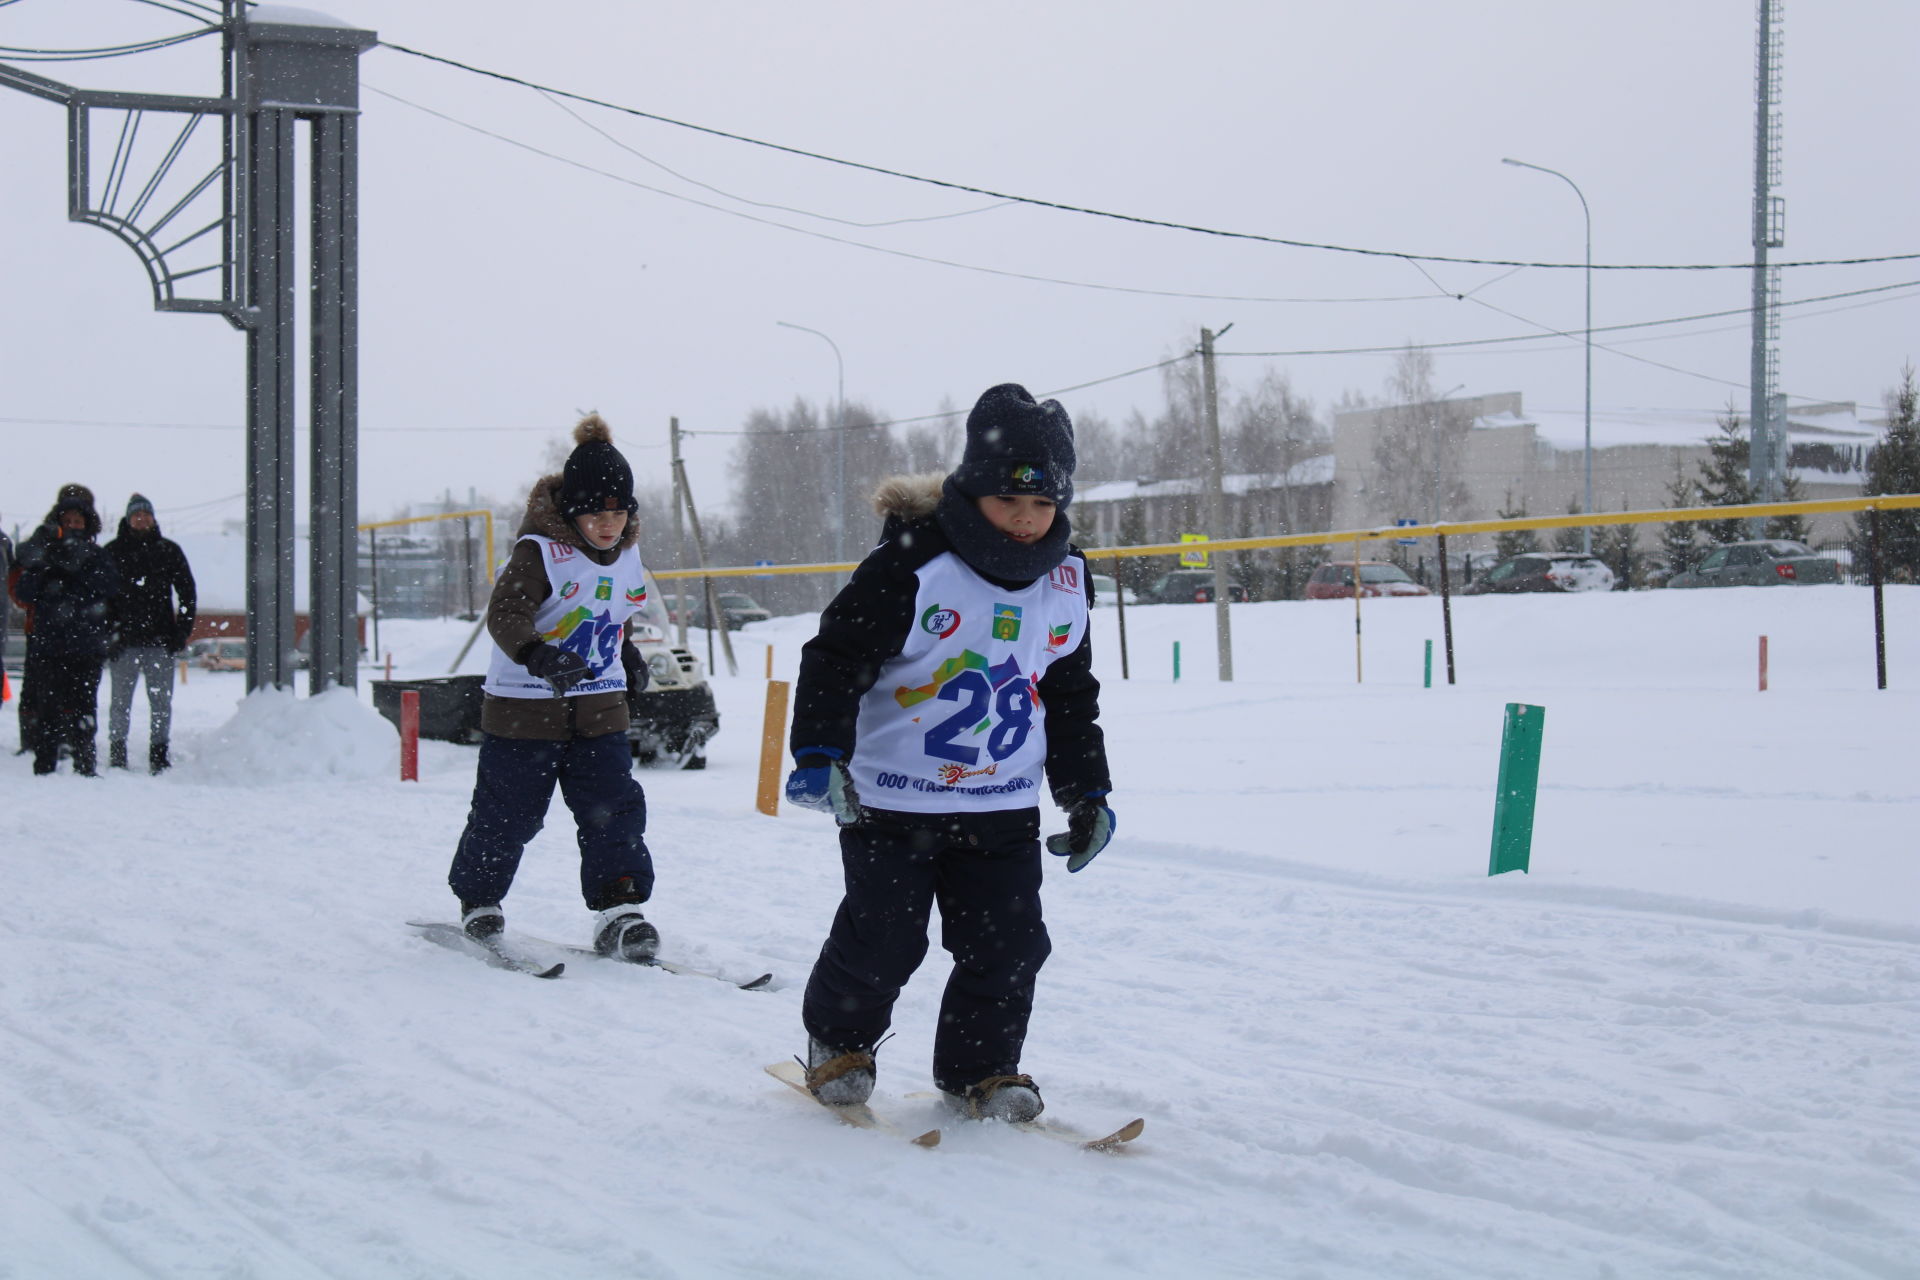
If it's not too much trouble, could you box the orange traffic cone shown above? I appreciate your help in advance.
[1,666,10,703]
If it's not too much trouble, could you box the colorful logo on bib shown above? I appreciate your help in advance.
[1047,622,1072,649]
[624,584,647,606]
[991,603,1022,641]
[920,603,962,638]
[594,576,613,601]
[558,580,581,601]
[936,761,999,787]
[894,650,1022,708]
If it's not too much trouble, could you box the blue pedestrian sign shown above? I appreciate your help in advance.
[1394,519,1419,547]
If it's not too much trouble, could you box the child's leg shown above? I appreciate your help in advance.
[555,732,654,908]
[802,818,940,1053]
[448,734,563,907]
[929,820,1051,1094]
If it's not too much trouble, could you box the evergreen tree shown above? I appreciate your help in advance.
[1552,495,1587,553]
[1695,405,1753,545]
[1595,509,1638,589]
[1494,490,1538,560]
[1764,472,1809,542]
[1853,365,1920,581]
[1660,460,1699,579]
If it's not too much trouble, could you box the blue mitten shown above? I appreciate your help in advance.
[785,752,861,826]
[1046,794,1116,872]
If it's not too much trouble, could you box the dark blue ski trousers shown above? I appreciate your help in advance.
[448,731,654,911]
[803,806,1052,1095]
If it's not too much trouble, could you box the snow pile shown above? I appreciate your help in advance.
[186,686,397,782]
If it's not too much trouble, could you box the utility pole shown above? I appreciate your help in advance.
[1200,326,1233,682]
[1748,0,1788,522]
[670,416,688,647]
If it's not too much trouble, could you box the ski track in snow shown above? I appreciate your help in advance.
[1,589,1915,1278]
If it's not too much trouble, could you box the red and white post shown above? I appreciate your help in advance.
[400,689,421,781]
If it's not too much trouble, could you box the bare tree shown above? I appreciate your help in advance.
[1368,346,1470,526]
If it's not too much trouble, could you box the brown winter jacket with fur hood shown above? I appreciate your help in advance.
[479,468,643,740]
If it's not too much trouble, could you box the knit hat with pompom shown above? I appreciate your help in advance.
[559,413,636,517]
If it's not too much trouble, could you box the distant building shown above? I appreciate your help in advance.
[172,530,369,653]
[1331,392,1879,550]
[1072,455,1336,598]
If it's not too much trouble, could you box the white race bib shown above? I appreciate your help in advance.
[484,535,651,699]
[849,552,1088,813]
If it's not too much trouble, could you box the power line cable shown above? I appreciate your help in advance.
[534,88,1020,230]
[365,85,1445,307]
[375,39,1920,273]
[0,27,216,60]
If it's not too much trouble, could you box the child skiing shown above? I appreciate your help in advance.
[785,383,1116,1123]
[445,414,661,959]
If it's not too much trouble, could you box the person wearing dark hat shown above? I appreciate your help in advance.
[12,484,122,776]
[443,413,663,959]
[104,494,197,773]
[783,382,1115,1123]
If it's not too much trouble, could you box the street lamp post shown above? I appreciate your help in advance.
[1502,156,1593,554]
[776,320,847,563]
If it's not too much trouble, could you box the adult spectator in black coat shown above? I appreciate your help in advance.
[0,517,14,735]
[105,493,197,773]
[13,484,122,776]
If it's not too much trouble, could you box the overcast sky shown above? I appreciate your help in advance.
[2,0,1915,541]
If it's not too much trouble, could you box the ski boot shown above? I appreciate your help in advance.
[803,1037,876,1106]
[109,740,129,770]
[459,902,504,941]
[590,876,659,961]
[943,1074,1043,1123]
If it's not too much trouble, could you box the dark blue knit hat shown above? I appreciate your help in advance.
[950,383,1075,508]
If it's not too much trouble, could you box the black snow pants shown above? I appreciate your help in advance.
[27,645,103,775]
[802,806,1052,1095]
[448,730,655,911]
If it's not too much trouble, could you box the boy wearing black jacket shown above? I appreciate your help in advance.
[786,383,1116,1123]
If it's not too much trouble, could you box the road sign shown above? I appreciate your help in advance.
[1180,533,1209,567]
[1394,518,1419,546]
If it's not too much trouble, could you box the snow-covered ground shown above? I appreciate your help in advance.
[2,586,1915,1279]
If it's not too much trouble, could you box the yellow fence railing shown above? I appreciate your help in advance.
[651,493,1920,580]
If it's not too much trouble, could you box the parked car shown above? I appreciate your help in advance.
[1140,569,1250,604]
[193,638,247,671]
[1464,552,1615,595]
[686,590,771,631]
[1303,561,1431,600]
[368,571,720,769]
[1667,540,1842,589]
[1087,572,1138,607]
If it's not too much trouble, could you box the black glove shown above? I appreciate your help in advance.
[621,642,649,715]
[1046,794,1116,872]
[522,643,593,695]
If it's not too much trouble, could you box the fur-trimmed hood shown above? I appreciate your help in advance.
[871,473,946,524]
[872,471,1073,585]
[518,472,640,558]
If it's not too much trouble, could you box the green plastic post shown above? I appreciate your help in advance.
[1424,639,1433,688]
[1489,702,1545,876]
[1173,640,1181,682]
